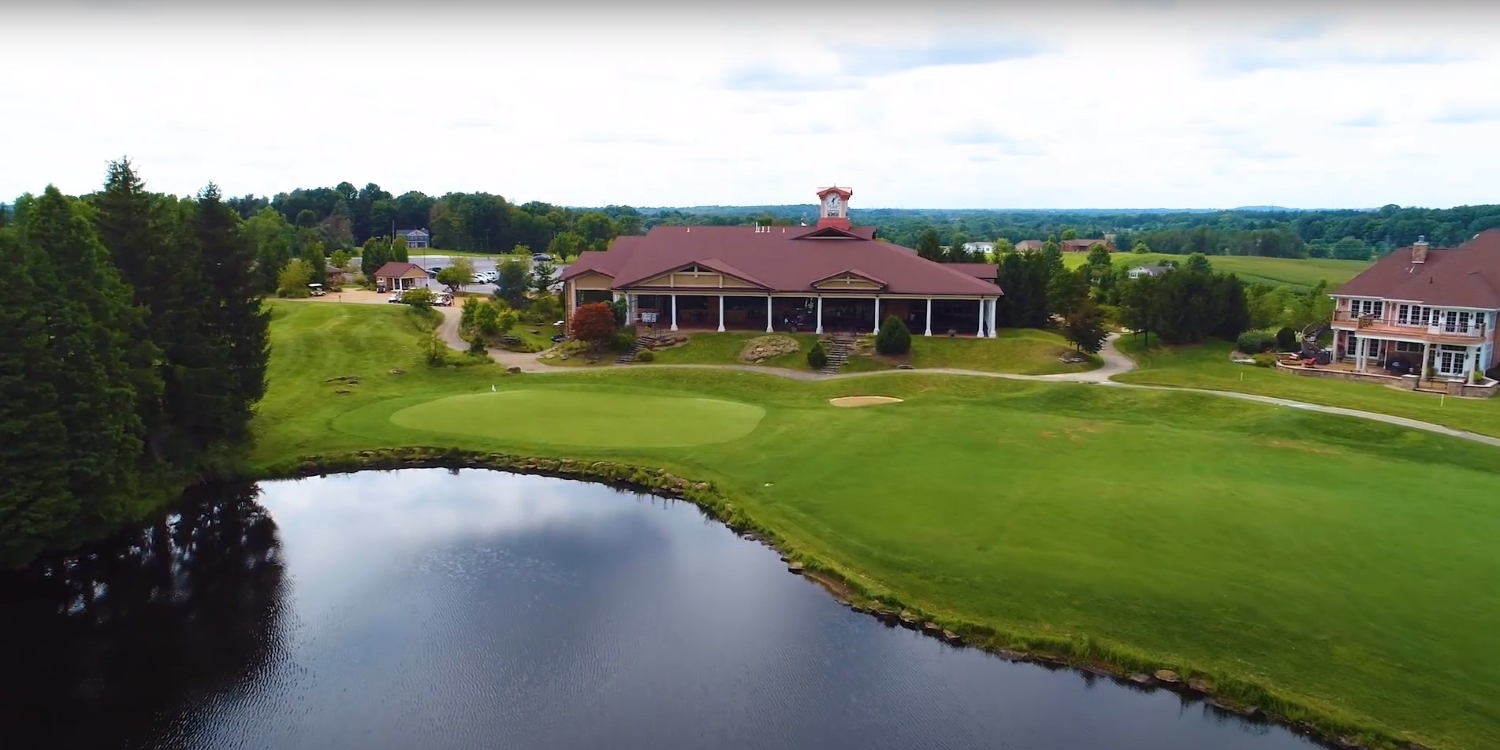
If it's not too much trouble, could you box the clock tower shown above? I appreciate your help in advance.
[815,185,853,230]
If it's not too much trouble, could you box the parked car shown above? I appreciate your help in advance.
[471,273,489,284]
[531,254,554,264]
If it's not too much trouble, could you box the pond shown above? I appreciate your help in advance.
[0,469,1325,750]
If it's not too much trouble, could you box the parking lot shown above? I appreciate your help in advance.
[390,254,569,295]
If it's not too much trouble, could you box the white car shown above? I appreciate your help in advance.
[472,273,488,284]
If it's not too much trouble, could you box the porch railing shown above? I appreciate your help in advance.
[1331,311,1484,337]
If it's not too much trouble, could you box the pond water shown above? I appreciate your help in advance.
[0,469,1324,750]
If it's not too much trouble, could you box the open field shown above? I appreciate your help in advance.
[1064,252,1372,290]
[255,301,1500,750]
[1114,336,1500,438]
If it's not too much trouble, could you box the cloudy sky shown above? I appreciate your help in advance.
[5,0,1498,209]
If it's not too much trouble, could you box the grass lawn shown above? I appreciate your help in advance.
[1064,253,1372,290]
[647,332,823,370]
[1114,336,1500,438]
[906,329,1101,374]
[254,301,1500,750]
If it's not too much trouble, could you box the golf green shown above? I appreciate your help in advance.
[389,389,766,448]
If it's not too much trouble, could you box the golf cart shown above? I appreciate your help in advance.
[308,283,326,297]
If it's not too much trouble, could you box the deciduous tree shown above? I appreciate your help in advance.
[494,258,530,307]
[277,259,313,297]
[569,301,617,348]
[436,257,475,292]
[1063,302,1108,354]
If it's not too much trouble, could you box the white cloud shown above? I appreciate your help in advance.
[2,1,1497,209]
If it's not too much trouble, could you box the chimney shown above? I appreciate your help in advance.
[1412,236,1428,264]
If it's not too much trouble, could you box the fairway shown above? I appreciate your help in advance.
[390,390,766,447]
[255,303,1500,750]
[1064,252,1372,289]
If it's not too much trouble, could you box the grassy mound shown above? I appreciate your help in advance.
[390,390,765,448]
[254,301,1500,750]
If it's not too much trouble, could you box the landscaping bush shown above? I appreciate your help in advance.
[875,315,912,355]
[612,326,637,353]
[567,302,617,349]
[401,287,436,311]
[467,337,487,356]
[1235,330,1277,354]
[1252,353,1276,368]
[635,349,655,362]
[1276,326,1301,352]
[807,341,828,370]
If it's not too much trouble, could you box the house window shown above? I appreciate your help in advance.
[1352,299,1384,319]
[1394,341,1422,354]
[1346,337,1385,359]
[1437,346,1470,376]
[1396,305,1432,326]
[1441,311,1475,334]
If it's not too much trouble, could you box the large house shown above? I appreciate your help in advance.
[1016,237,1115,253]
[396,228,430,249]
[1328,231,1500,385]
[561,186,1004,337]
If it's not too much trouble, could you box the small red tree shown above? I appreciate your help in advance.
[569,302,617,349]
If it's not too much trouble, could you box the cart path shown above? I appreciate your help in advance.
[432,307,1500,448]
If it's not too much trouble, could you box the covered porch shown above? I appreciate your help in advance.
[621,292,999,337]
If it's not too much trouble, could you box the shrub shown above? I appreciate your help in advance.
[1235,330,1277,354]
[467,337,487,356]
[1275,326,1301,352]
[807,341,828,370]
[875,315,912,355]
[612,330,637,352]
[1252,353,1276,368]
[568,301,616,348]
[401,287,436,311]
[635,349,654,362]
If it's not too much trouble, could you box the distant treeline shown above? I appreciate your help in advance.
[149,182,1500,264]
[225,184,642,259]
[1,161,269,567]
[644,204,1500,261]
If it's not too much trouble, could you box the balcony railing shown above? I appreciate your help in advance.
[1331,311,1484,338]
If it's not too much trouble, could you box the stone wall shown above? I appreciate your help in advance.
[1275,363,1400,386]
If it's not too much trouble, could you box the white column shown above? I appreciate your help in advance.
[670,294,678,331]
[1464,346,1475,382]
[924,298,933,337]
[988,298,997,338]
[717,295,726,332]
[815,297,823,334]
[1422,341,1432,381]
[765,296,773,333]
[872,297,881,334]
[976,298,986,337]
[1355,335,1366,372]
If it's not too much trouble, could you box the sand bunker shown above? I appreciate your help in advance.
[828,396,904,408]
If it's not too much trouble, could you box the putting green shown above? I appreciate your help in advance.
[389,389,766,448]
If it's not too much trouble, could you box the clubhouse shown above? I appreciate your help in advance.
[560,187,1004,337]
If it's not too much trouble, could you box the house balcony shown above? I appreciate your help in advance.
[1330,311,1486,345]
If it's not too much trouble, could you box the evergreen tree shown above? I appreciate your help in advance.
[193,184,270,446]
[17,187,149,544]
[532,259,558,296]
[0,225,74,565]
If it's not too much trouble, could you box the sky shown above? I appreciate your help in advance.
[4,0,1499,210]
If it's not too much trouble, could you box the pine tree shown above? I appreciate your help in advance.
[20,187,148,538]
[0,225,74,565]
[193,184,270,446]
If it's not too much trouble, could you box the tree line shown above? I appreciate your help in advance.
[226,181,644,260]
[0,160,269,568]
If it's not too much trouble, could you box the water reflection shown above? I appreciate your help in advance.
[0,481,287,749]
[0,470,1324,750]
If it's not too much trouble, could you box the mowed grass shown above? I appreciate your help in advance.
[390,390,765,447]
[1064,252,1371,290]
[907,329,1100,374]
[1114,336,1500,438]
[255,302,1500,750]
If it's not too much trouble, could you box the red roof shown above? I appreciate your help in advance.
[946,263,999,280]
[563,226,1001,297]
[1335,230,1500,309]
[373,262,428,279]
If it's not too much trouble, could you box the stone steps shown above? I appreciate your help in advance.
[819,335,855,375]
[616,336,659,364]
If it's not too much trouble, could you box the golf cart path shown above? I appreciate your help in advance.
[434,309,1500,449]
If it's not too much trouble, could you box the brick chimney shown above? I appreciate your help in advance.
[1412,236,1429,264]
